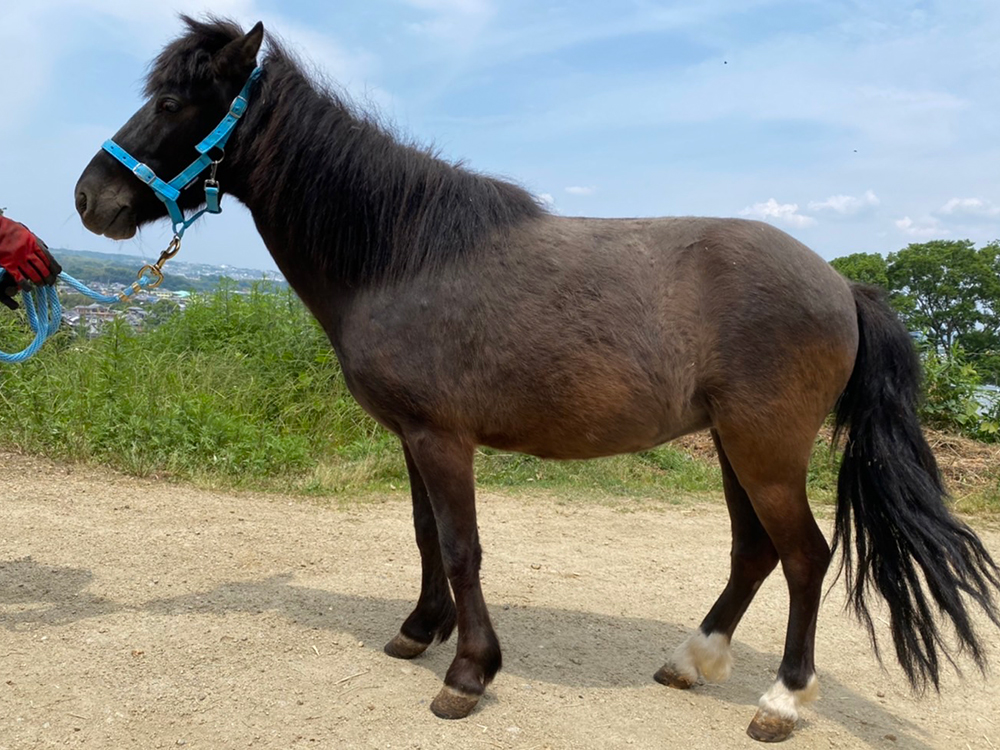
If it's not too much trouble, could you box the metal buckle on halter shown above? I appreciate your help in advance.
[229,95,249,119]
[132,163,158,186]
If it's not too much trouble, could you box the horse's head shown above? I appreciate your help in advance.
[75,17,264,239]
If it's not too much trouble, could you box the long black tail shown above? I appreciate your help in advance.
[833,284,1000,691]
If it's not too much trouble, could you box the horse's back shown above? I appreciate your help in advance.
[522,213,858,378]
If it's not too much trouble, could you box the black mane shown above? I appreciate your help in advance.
[161,17,545,286]
[145,17,247,97]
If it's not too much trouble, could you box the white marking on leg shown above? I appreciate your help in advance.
[670,631,733,684]
[757,675,819,722]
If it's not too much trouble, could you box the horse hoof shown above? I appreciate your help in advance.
[383,633,430,660]
[746,709,796,743]
[653,664,696,690]
[430,686,481,719]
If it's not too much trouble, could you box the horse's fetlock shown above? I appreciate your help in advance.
[434,600,458,643]
[445,658,489,696]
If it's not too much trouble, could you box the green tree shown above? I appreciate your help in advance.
[831,240,1000,385]
[976,240,1000,334]
[886,240,996,354]
[829,252,889,287]
[962,329,1000,385]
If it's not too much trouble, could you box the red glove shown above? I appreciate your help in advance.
[0,216,61,291]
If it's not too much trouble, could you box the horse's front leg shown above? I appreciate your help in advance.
[403,429,501,720]
[384,442,458,659]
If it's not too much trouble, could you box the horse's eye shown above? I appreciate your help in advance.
[157,97,182,114]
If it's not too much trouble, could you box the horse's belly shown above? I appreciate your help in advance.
[475,382,710,459]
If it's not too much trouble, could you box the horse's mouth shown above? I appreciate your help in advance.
[90,205,137,240]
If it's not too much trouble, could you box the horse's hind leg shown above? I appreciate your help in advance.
[716,427,831,743]
[403,428,501,720]
[655,429,780,689]
[385,442,459,659]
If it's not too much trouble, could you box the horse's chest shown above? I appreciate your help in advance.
[334,316,464,429]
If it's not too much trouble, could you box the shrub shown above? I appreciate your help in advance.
[918,344,999,442]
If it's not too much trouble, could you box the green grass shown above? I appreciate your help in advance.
[951,470,1000,516]
[0,282,995,514]
[475,445,722,502]
[0,283,342,489]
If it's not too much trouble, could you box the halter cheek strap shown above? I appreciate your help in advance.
[102,66,262,239]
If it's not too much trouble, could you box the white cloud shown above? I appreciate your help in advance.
[739,199,816,228]
[402,0,492,12]
[56,0,258,52]
[808,190,880,215]
[855,85,965,113]
[895,216,946,238]
[565,186,597,196]
[536,192,555,206]
[400,0,495,40]
[262,19,380,92]
[940,197,1000,218]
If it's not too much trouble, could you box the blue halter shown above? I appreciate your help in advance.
[102,67,262,239]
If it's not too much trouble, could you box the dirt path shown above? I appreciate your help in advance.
[1,452,998,749]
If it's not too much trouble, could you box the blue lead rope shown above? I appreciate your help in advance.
[0,270,155,364]
[0,279,62,364]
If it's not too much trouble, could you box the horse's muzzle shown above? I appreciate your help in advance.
[75,157,139,240]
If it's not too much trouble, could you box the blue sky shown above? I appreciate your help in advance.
[2,0,999,273]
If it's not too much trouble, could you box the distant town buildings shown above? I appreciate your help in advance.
[60,283,188,336]
[51,249,286,337]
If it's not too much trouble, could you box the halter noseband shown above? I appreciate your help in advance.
[102,66,262,239]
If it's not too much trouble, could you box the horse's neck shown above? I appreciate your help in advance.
[227,60,541,325]
[228,66,368,283]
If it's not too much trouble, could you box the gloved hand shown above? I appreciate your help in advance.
[0,272,19,310]
[0,216,62,292]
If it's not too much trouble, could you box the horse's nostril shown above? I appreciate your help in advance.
[75,190,89,216]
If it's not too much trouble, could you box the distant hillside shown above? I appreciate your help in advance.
[52,248,287,293]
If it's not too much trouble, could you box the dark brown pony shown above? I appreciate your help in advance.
[74,18,1000,742]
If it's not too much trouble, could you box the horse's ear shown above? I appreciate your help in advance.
[214,21,264,79]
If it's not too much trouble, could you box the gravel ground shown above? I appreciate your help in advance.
[1,451,998,749]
